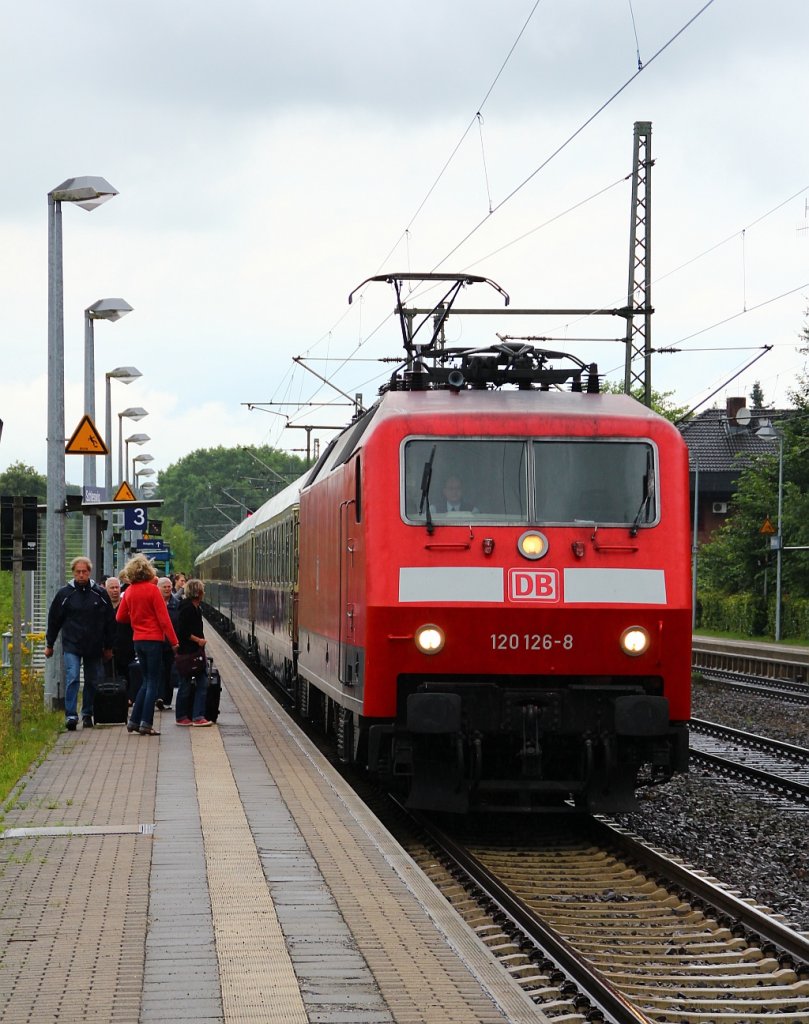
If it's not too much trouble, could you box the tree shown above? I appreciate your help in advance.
[156,445,306,557]
[699,370,809,600]
[0,462,47,498]
[161,519,197,575]
[749,381,765,409]
[601,383,690,423]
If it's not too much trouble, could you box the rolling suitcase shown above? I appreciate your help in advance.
[188,658,221,723]
[94,664,128,724]
[127,657,143,704]
[205,658,221,723]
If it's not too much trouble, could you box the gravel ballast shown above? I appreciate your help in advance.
[613,678,809,934]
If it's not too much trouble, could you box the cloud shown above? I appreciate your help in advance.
[1,0,808,485]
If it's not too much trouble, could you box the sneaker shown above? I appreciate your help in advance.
[82,716,94,729]
[66,717,78,732]
[192,718,213,727]
[175,718,193,726]
[156,698,164,710]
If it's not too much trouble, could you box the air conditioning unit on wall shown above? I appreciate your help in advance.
[712,502,728,514]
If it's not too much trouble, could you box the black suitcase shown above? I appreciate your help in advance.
[190,658,221,723]
[127,657,143,704]
[206,659,221,723]
[94,667,128,724]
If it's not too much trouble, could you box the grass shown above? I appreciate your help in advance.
[0,660,63,814]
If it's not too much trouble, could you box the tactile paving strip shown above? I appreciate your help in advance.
[206,632,545,1024]
[192,725,309,1023]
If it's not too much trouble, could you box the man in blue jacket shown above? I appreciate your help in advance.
[45,556,115,730]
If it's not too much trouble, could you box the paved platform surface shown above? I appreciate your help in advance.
[0,632,550,1024]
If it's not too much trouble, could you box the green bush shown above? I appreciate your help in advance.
[769,595,809,640]
[697,590,766,637]
[698,590,809,641]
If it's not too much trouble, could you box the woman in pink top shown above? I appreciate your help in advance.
[117,554,179,735]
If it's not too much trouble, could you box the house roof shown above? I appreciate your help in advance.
[678,404,787,473]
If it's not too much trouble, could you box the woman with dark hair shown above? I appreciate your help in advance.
[175,578,213,727]
[117,555,179,736]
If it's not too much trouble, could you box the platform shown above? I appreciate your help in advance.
[0,632,550,1023]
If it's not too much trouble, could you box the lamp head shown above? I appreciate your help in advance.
[119,407,148,422]
[87,298,133,322]
[107,366,142,385]
[49,176,118,211]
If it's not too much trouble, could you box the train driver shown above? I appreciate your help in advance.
[432,475,478,514]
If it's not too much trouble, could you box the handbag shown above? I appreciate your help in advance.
[175,650,205,677]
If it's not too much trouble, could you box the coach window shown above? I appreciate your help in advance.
[533,440,657,526]
[354,456,362,522]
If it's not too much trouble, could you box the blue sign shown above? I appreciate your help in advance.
[83,485,106,504]
[137,539,169,552]
[124,505,148,530]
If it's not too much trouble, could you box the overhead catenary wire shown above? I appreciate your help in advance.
[274,1,717,411]
[373,0,546,273]
[431,0,718,272]
[264,0,805,442]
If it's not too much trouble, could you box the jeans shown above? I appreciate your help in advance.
[63,652,102,720]
[129,640,165,730]
[176,660,208,721]
[160,645,178,705]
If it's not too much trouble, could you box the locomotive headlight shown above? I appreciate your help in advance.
[620,626,650,657]
[517,530,549,560]
[415,624,445,654]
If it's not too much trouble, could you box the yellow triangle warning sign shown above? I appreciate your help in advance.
[113,482,137,502]
[65,414,109,455]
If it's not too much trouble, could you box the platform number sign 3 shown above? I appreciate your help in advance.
[124,505,148,531]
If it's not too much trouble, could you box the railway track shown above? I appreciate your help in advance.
[397,808,809,1024]
[695,669,809,705]
[692,637,809,696]
[689,719,809,806]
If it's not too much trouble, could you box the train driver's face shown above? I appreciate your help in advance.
[443,477,462,500]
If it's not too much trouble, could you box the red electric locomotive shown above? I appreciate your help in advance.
[198,274,691,814]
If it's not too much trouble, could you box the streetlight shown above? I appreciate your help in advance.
[135,467,155,497]
[133,453,154,489]
[83,299,133,560]
[118,412,148,482]
[46,176,118,711]
[757,421,784,641]
[104,368,142,575]
[125,433,150,484]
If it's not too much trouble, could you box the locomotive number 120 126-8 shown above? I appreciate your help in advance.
[491,633,574,651]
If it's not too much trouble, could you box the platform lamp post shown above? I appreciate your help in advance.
[135,467,155,497]
[133,454,154,496]
[757,421,785,641]
[117,412,148,483]
[104,368,142,576]
[83,299,133,563]
[46,176,119,711]
[125,433,150,486]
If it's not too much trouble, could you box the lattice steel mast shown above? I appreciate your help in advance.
[623,121,653,405]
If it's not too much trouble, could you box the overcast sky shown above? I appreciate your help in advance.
[1,0,807,491]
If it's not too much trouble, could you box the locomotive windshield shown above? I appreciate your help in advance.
[403,438,657,527]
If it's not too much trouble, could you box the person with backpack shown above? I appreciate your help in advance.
[45,556,116,731]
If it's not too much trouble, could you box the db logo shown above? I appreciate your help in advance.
[508,568,559,602]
